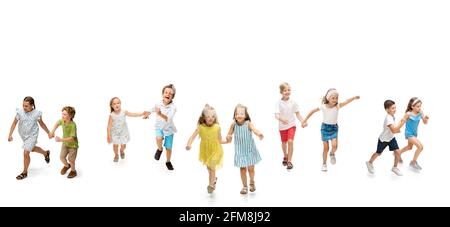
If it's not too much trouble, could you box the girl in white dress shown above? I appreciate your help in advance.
[107,97,148,162]
[8,96,51,180]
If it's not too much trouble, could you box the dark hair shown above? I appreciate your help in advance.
[162,84,176,100]
[233,104,251,123]
[384,100,395,110]
[23,96,35,109]
[109,97,120,113]
[406,97,421,113]
[62,106,76,120]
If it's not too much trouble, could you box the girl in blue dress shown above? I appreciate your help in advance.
[226,104,263,195]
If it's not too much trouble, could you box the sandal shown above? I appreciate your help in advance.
[120,152,125,159]
[282,157,288,166]
[16,172,27,180]
[249,182,256,192]
[45,150,50,164]
[287,162,294,170]
[207,185,216,194]
[113,156,119,162]
[240,186,248,194]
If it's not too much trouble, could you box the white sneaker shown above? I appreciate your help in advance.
[410,161,422,171]
[321,164,328,172]
[330,153,336,165]
[366,161,374,174]
[391,167,403,176]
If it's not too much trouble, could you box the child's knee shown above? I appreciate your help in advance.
[287,140,294,145]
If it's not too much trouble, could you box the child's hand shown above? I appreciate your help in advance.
[302,122,308,128]
[155,107,161,115]
[107,136,111,144]
[55,136,62,142]
[48,132,54,139]
[425,115,430,120]
[258,134,264,140]
[143,111,150,119]
[186,145,192,151]
[8,136,13,142]
[226,135,232,143]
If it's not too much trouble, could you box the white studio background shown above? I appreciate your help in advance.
[0,0,448,207]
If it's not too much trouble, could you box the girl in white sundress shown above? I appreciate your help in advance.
[226,104,263,195]
[8,96,51,180]
[107,97,148,162]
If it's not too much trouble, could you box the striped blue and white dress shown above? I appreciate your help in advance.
[233,121,262,168]
[16,108,42,152]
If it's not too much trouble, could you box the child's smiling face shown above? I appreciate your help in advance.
[235,107,246,124]
[328,94,339,106]
[386,104,397,115]
[281,86,291,100]
[204,111,216,126]
[23,101,33,113]
[163,88,174,105]
[62,110,71,122]
[111,98,121,112]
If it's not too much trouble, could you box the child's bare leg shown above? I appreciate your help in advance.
[409,138,424,162]
[287,140,294,162]
[207,167,216,186]
[323,141,329,164]
[240,168,247,187]
[369,152,380,164]
[331,138,338,155]
[393,150,400,167]
[22,151,31,173]
[32,146,47,156]
[399,142,413,155]
[113,144,119,159]
[156,137,163,151]
[248,166,255,185]
[281,142,287,159]
[120,144,126,154]
[166,149,172,162]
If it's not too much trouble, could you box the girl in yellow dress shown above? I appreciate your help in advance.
[186,104,227,193]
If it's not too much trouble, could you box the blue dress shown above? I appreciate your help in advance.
[233,121,262,168]
[405,112,422,139]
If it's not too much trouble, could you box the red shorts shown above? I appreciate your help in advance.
[279,126,296,142]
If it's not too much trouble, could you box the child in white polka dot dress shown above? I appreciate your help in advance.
[8,96,51,180]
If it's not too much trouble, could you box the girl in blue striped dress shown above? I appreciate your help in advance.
[226,104,263,194]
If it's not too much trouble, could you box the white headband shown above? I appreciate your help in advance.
[412,98,421,106]
[326,89,338,101]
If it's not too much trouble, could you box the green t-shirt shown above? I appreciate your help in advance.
[59,119,78,148]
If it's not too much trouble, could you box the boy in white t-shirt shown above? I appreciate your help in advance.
[366,100,408,176]
[275,82,305,170]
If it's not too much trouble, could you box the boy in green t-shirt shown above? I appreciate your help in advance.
[50,106,78,179]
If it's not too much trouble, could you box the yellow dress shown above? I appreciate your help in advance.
[198,124,224,170]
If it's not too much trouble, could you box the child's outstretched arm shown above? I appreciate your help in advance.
[38,116,51,135]
[421,111,429,124]
[389,114,409,133]
[226,122,235,143]
[302,107,320,128]
[339,96,360,108]
[249,122,264,140]
[107,115,112,144]
[8,118,18,142]
[186,127,199,150]
[125,111,145,117]
[48,121,60,139]
[275,113,289,125]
